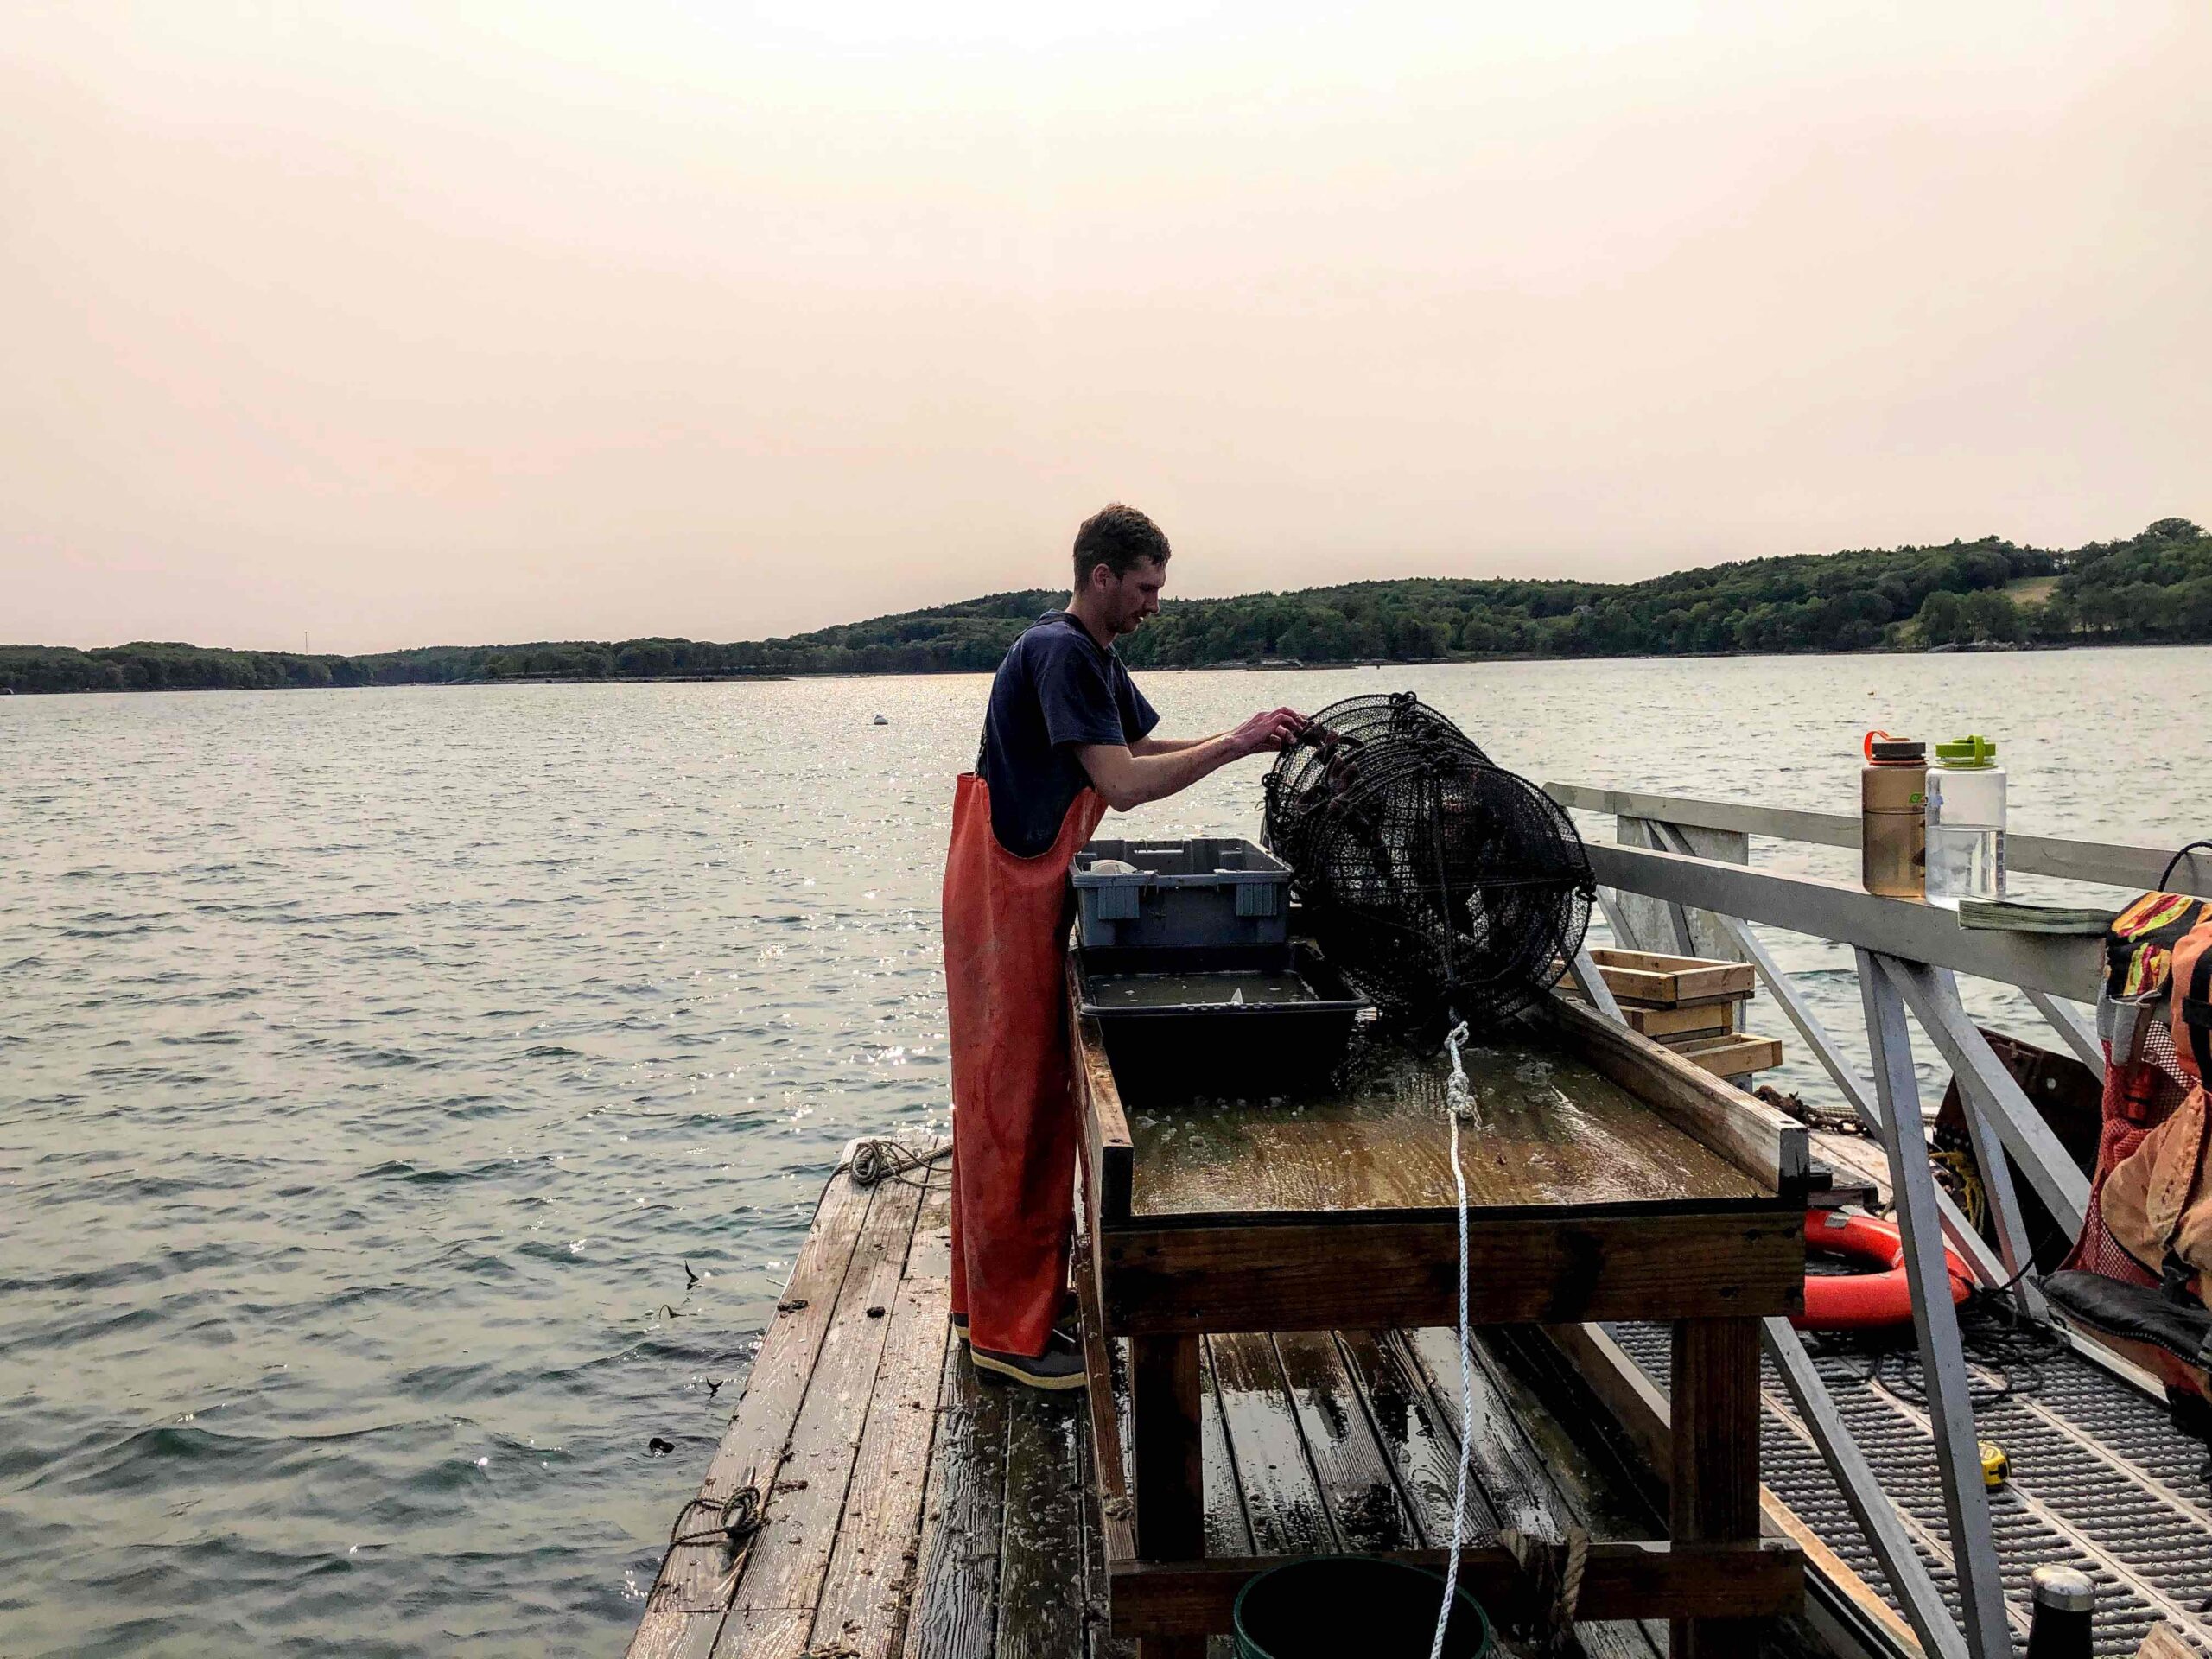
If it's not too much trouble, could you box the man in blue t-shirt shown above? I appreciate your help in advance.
[943,504,1303,1390]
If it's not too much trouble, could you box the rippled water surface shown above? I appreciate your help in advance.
[3,649,2208,1656]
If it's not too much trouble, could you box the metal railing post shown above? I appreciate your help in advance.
[1857,947,2012,1659]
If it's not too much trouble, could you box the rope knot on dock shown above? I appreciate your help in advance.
[1500,1525,1591,1658]
[668,1481,766,1552]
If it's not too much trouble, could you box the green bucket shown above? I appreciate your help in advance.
[1232,1554,1492,1659]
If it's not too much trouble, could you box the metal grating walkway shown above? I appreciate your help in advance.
[1612,1323,2212,1657]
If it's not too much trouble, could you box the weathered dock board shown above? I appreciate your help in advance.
[629,1142,1835,1659]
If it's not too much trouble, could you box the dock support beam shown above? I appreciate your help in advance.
[1670,1318,1763,1659]
[1131,1333,1205,1659]
[1858,948,2012,1659]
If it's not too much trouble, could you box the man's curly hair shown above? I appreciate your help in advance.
[1072,503,1172,589]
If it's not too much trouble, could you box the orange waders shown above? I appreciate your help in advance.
[942,771,1109,1358]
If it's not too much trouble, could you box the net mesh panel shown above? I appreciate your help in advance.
[2065,1023,2192,1287]
[1262,692,1592,1026]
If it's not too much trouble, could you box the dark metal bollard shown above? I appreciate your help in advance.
[2024,1565,2094,1659]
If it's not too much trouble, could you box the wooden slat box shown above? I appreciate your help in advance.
[1624,1001,1736,1042]
[1586,947,1756,1009]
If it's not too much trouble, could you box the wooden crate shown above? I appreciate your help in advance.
[1624,1001,1737,1043]
[1586,948,1757,1009]
[1675,1032,1785,1080]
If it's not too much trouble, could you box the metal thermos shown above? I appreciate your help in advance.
[2024,1563,2094,1658]
[1860,732,1926,899]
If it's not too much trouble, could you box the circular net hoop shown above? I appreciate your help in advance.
[1263,693,1592,1025]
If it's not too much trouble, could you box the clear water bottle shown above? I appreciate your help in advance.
[1924,734,2005,907]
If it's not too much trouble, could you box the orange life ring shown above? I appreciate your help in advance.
[1793,1211,1974,1332]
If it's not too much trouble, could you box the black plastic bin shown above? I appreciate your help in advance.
[1071,943,1370,1100]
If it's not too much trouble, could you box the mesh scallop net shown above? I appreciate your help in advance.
[1262,692,1594,1027]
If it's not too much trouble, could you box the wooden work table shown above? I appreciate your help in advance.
[1071,961,1809,1657]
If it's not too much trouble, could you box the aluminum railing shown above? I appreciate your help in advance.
[1545,783,2212,1659]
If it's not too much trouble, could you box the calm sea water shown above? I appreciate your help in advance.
[3,648,2208,1656]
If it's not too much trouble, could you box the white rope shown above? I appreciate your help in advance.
[1431,1019,1478,1659]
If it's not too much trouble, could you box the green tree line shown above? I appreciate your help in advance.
[5,519,2205,695]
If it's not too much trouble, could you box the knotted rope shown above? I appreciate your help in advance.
[1501,1526,1592,1656]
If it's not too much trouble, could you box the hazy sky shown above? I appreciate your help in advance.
[5,3,2207,653]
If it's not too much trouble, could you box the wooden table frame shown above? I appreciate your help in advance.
[1072,967,1809,1658]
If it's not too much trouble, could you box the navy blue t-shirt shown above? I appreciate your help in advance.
[977,612,1160,857]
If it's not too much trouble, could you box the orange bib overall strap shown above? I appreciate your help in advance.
[941,772,1109,1359]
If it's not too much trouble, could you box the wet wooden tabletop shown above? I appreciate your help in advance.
[1124,1028,1763,1220]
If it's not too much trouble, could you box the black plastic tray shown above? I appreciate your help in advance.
[1071,942,1370,1100]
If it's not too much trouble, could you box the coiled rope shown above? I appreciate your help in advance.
[843,1139,950,1190]
[1430,1019,1479,1659]
[666,1479,766,1549]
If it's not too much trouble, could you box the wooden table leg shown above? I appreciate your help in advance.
[1670,1318,1763,1659]
[1131,1333,1205,1659]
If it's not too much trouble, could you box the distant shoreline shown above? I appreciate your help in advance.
[6,518,2205,693]
[11,634,2209,696]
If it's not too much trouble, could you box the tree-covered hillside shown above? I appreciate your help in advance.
[5,520,2205,694]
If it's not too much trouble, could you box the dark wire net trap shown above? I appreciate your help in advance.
[1263,692,1594,1029]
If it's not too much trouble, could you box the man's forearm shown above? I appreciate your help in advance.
[1128,733,1217,758]
[1081,735,1243,812]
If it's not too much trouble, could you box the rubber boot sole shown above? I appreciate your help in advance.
[969,1346,1089,1392]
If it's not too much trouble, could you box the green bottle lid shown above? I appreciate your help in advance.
[1934,734,1999,767]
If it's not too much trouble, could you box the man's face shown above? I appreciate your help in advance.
[1100,557,1166,636]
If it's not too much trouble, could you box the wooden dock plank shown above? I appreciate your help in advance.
[1330,1329,1493,1549]
[901,1343,1011,1659]
[1205,1332,1333,1556]
[996,1393,1090,1659]
[717,1167,932,1652]
[1473,1328,1667,1544]
[1399,1327,1559,1541]
[1400,1327,1661,1659]
[1077,1395,1135,1659]
[628,1163,881,1659]
[1470,1330,1671,1656]
[804,1191,952,1659]
[1269,1330,1419,1552]
[1196,1340,1251,1560]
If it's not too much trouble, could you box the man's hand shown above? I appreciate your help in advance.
[1227,706,1306,757]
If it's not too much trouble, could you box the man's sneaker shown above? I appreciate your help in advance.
[969,1331,1088,1393]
